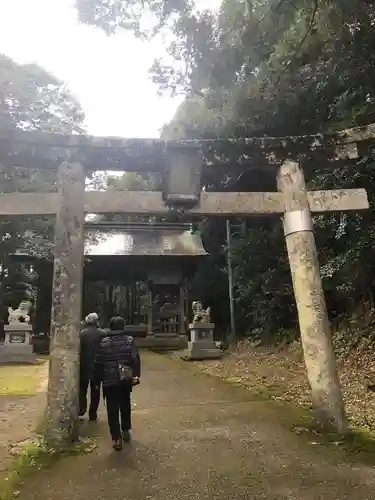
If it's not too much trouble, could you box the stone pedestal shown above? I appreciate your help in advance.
[0,324,36,364]
[182,322,222,360]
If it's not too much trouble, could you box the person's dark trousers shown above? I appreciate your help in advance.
[103,383,132,440]
[79,379,101,419]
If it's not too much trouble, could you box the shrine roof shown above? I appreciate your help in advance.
[13,224,208,260]
[85,228,208,257]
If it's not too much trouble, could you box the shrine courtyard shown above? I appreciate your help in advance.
[13,351,375,500]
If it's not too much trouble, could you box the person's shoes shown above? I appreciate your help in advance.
[112,439,123,451]
[122,430,131,443]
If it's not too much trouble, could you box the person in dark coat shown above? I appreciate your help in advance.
[79,312,106,421]
[93,316,141,451]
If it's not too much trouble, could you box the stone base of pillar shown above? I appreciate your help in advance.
[181,322,222,361]
[181,340,223,361]
[0,325,37,364]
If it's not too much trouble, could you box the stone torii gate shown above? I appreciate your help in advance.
[0,124,372,446]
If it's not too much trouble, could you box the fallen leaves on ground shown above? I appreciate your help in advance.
[194,339,375,430]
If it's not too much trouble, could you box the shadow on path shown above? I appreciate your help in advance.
[17,352,375,500]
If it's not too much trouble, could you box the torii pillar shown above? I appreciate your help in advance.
[278,160,348,434]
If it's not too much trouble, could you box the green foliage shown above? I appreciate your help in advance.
[0,54,84,134]
[75,0,194,36]
[74,1,375,338]
[158,0,375,337]
[0,54,85,313]
[0,435,96,500]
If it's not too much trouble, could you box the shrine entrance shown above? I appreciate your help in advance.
[81,220,207,345]
[83,281,150,328]
[13,221,207,347]
[0,124,373,444]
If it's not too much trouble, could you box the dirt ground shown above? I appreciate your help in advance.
[0,362,48,476]
[12,351,375,500]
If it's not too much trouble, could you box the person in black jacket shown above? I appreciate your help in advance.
[79,312,106,421]
[93,316,141,451]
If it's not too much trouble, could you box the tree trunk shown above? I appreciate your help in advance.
[44,161,85,447]
[277,160,348,434]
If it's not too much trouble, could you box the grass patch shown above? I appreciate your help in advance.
[0,432,97,500]
[0,438,56,500]
[275,401,375,465]
[0,362,47,396]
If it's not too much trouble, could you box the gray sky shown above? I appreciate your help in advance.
[0,0,218,138]
[0,0,220,254]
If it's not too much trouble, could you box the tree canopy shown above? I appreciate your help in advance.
[73,0,375,338]
[0,54,85,311]
[74,0,375,144]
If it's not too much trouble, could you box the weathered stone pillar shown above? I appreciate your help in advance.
[44,161,85,447]
[277,160,347,433]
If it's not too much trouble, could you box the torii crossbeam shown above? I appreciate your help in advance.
[1,122,374,445]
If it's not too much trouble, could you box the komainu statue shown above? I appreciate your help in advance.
[192,301,211,323]
[8,300,32,325]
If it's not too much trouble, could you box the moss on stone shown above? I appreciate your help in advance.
[0,424,97,500]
